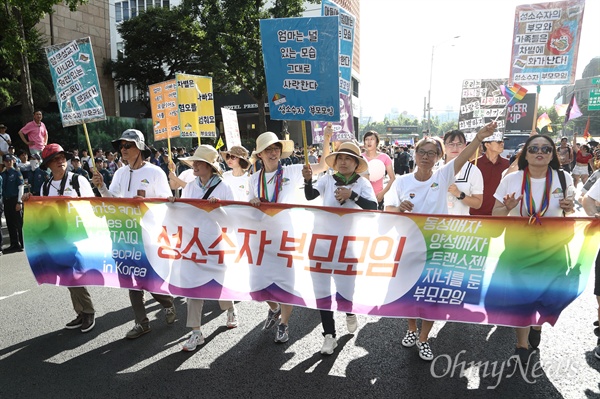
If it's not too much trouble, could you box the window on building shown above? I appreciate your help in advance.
[155,0,161,7]
[352,77,359,97]
[117,42,125,60]
[115,2,122,22]
[130,0,137,17]
[163,0,170,7]
[146,0,153,9]
[122,1,129,20]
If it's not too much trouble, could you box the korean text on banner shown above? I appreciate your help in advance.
[509,0,586,86]
[260,16,340,122]
[149,80,180,141]
[45,37,106,127]
[311,93,354,144]
[221,108,242,149]
[322,0,355,96]
[176,74,217,139]
[23,197,600,329]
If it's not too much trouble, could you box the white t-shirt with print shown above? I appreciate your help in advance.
[222,170,251,202]
[250,163,304,205]
[46,172,95,197]
[386,159,457,215]
[447,162,484,216]
[494,169,573,217]
[314,174,376,209]
[181,177,234,201]
[0,133,11,153]
[108,162,171,198]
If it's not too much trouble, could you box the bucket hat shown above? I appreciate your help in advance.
[111,129,152,158]
[325,141,368,174]
[220,145,250,169]
[180,145,222,175]
[255,132,294,159]
[41,143,73,168]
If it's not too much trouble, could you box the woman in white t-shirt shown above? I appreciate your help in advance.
[385,122,496,361]
[302,141,377,355]
[490,134,575,367]
[443,130,484,215]
[171,145,239,352]
[220,145,251,202]
[249,129,332,344]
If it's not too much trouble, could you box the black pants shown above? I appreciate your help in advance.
[3,197,23,248]
[320,310,353,337]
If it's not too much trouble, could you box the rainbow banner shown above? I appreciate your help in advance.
[23,198,600,328]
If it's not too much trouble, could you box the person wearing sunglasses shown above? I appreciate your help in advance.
[491,134,575,367]
[442,130,483,215]
[92,129,177,340]
[385,121,497,361]
[220,145,252,201]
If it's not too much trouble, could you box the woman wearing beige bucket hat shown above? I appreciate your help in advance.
[302,141,377,355]
[169,145,240,352]
[250,128,332,344]
[220,145,252,201]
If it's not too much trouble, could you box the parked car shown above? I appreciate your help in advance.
[501,133,530,160]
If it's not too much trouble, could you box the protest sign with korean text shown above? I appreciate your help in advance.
[260,16,340,121]
[322,0,355,96]
[221,108,242,148]
[149,80,180,141]
[459,79,508,134]
[45,37,106,127]
[176,73,216,138]
[509,0,585,86]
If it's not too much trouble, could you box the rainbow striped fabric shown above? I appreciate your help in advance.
[500,83,528,106]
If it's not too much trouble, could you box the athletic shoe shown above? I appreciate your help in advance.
[320,334,338,355]
[528,327,542,349]
[263,306,281,330]
[417,341,434,361]
[65,314,83,329]
[165,306,177,324]
[182,333,205,352]
[80,313,95,333]
[275,323,289,343]
[401,330,418,347]
[226,308,238,328]
[126,323,151,339]
[346,314,358,334]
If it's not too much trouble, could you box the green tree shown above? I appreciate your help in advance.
[183,0,318,134]
[0,0,87,123]
[107,6,209,116]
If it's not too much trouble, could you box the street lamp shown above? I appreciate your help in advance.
[427,35,460,135]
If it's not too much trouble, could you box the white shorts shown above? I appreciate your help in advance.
[572,164,589,176]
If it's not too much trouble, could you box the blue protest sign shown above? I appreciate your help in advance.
[322,0,355,96]
[260,16,340,121]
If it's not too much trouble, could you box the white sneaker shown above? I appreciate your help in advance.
[182,333,204,352]
[320,334,338,355]
[226,308,238,328]
[346,314,358,334]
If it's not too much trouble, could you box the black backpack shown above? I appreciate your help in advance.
[42,173,81,197]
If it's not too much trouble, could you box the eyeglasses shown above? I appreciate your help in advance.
[527,145,553,154]
[445,142,465,148]
[416,149,438,158]
[263,146,281,153]
[226,154,238,160]
[119,142,136,150]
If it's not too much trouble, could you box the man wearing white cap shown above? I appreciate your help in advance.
[249,128,332,343]
[92,129,177,339]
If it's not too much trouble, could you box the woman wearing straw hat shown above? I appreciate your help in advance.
[170,145,240,352]
[302,141,377,355]
[220,145,252,202]
[250,129,332,344]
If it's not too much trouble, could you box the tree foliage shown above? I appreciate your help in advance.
[108,6,209,113]
[0,0,87,122]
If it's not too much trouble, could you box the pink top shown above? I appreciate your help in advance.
[362,152,392,195]
[21,121,48,150]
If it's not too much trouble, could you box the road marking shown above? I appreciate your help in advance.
[0,290,29,301]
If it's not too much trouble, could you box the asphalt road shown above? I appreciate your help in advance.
[1,244,599,399]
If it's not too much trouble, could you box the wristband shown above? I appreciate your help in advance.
[349,191,358,201]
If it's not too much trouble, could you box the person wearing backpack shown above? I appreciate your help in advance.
[22,143,97,333]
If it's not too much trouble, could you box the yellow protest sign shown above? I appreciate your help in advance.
[176,73,216,141]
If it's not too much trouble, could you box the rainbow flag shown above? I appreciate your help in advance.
[536,112,552,130]
[500,83,528,106]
